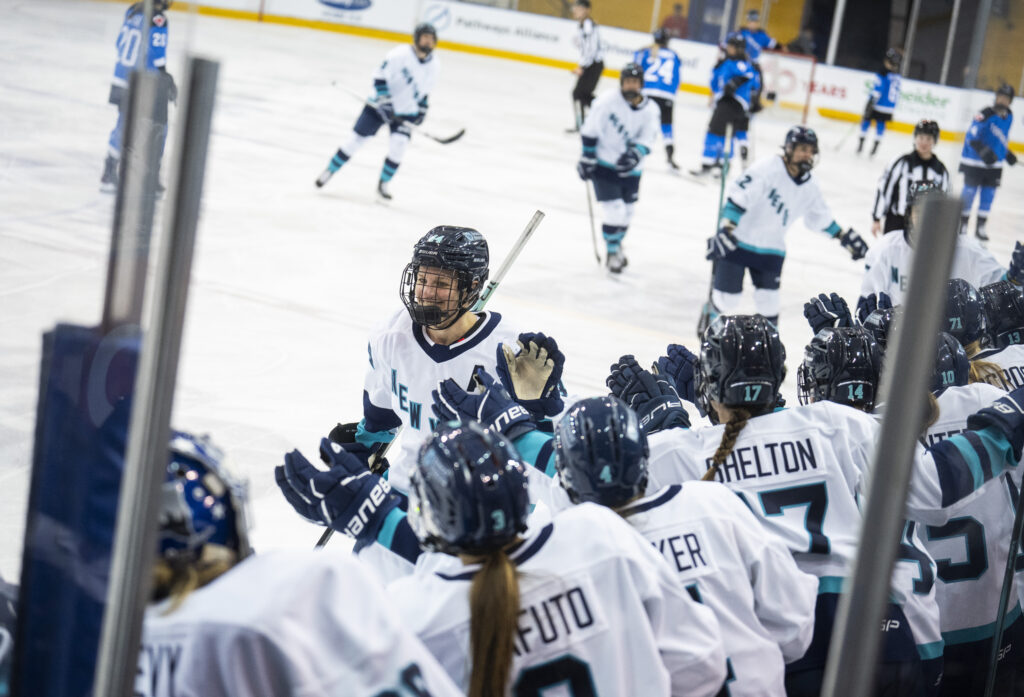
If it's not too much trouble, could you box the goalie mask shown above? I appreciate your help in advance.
[400,226,489,330]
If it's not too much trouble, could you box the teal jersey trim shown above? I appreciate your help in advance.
[376,508,406,549]
[722,200,745,225]
[818,576,845,594]
[355,419,396,446]
[514,430,556,477]
[942,603,1022,646]
[976,424,1017,479]
[915,640,945,660]
[824,221,843,237]
[736,240,786,257]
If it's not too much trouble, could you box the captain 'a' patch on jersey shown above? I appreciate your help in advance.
[373,44,439,118]
[580,89,661,172]
[725,155,835,256]
[361,308,521,493]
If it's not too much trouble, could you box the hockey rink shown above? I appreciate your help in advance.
[3,0,1024,577]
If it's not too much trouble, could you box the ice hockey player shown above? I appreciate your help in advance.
[690,33,758,176]
[960,83,1017,241]
[738,9,778,114]
[577,62,660,273]
[315,23,438,200]
[859,180,1023,313]
[857,48,902,156]
[703,126,867,327]
[976,280,1024,389]
[569,0,605,129]
[871,119,949,236]
[137,432,464,697]
[633,29,683,169]
[101,0,176,193]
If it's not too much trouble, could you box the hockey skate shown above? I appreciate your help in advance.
[870,140,880,157]
[856,136,865,154]
[100,156,118,193]
[377,178,393,200]
[606,249,628,274]
[315,167,334,189]
[975,221,990,242]
[666,145,680,171]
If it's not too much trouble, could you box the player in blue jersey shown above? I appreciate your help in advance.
[738,9,778,115]
[857,48,902,157]
[101,0,176,193]
[960,84,1017,242]
[633,29,683,169]
[690,33,759,177]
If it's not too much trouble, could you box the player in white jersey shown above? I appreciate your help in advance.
[616,315,1024,696]
[705,126,867,326]
[315,24,439,199]
[138,432,463,697]
[860,182,1020,314]
[387,420,728,697]
[577,63,661,273]
[978,280,1024,389]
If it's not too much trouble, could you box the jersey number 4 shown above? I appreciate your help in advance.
[759,483,830,555]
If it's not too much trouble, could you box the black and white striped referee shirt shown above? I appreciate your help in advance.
[872,151,950,221]
[577,18,604,67]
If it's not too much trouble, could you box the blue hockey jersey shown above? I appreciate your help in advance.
[633,46,682,101]
[739,28,776,63]
[961,107,1014,170]
[869,71,900,113]
[111,3,168,90]
[712,57,759,111]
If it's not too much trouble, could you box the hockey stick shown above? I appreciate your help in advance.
[983,475,1024,697]
[331,82,465,145]
[316,210,546,549]
[834,120,859,152]
[696,123,734,339]
[573,109,601,265]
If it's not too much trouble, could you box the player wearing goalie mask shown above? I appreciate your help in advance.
[315,23,439,200]
[577,62,661,273]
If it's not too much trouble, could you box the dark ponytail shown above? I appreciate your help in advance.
[468,550,520,697]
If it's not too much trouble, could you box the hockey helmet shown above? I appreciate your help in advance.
[553,396,649,508]
[944,278,987,347]
[997,83,1015,101]
[725,32,747,56]
[981,280,1024,348]
[885,48,902,70]
[409,420,530,555]
[697,315,786,420]
[783,125,819,174]
[931,332,970,393]
[413,22,437,54]
[653,28,669,46]
[797,327,883,411]
[400,226,489,330]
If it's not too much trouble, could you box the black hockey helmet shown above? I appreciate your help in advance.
[797,326,883,411]
[783,125,819,175]
[981,280,1024,348]
[400,226,489,330]
[413,22,437,54]
[862,305,900,351]
[725,32,747,57]
[913,119,940,141]
[745,8,761,23]
[944,278,987,347]
[997,83,1016,100]
[620,62,644,85]
[697,315,786,420]
[885,48,902,70]
[153,0,172,11]
[653,28,669,46]
[931,332,970,393]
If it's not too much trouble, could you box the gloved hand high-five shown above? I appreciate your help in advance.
[607,355,691,435]
[431,368,537,439]
[496,332,565,419]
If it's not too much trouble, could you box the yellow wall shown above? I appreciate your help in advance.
[738,0,805,45]
[977,15,1024,93]
[519,0,656,32]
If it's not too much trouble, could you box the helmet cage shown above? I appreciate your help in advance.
[400,263,481,330]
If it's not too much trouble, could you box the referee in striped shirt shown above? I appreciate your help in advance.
[570,0,604,130]
[870,119,950,236]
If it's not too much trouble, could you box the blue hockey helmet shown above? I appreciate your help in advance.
[400,226,489,330]
[944,278,987,347]
[931,332,969,393]
[698,315,786,419]
[981,280,1024,348]
[159,432,250,562]
[862,305,900,350]
[409,420,530,555]
[553,396,649,508]
[797,326,883,411]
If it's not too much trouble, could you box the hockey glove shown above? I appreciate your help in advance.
[855,291,894,323]
[607,355,690,435]
[654,344,699,404]
[966,386,1024,461]
[496,332,565,419]
[971,140,999,166]
[1008,150,1018,166]
[863,99,876,121]
[723,76,747,99]
[409,97,428,126]
[577,155,597,181]
[706,223,739,261]
[160,70,177,105]
[803,292,854,334]
[275,439,400,550]
[616,144,644,174]
[1008,242,1024,285]
[432,368,537,440]
[326,422,392,475]
[371,94,396,123]
[839,228,868,261]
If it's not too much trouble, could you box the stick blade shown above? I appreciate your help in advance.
[430,128,466,145]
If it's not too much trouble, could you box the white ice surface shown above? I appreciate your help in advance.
[2,0,1023,579]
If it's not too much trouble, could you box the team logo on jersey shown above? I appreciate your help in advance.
[317,0,372,10]
[153,15,165,26]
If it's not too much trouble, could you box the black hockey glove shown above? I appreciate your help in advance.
[496,332,565,419]
[275,439,400,550]
[966,386,1024,461]
[855,291,893,323]
[654,344,699,404]
[839,228,868,261]
[431,368,537,440]
[577,154,597,180]
[803,292,854,334]
[863,99,876,121]
[607,355,691,435]
[1007,150,1018,166]
[1008,242,1024,285]
[971,140,998,166]
[616,145,643,174]
[326,422,392,475]
[706,223,738,261]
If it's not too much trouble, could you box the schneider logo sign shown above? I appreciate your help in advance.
[317,0,372,9]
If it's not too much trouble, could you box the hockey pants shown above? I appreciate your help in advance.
[592,166,639,252]
[711,249,784,323]
[329,105,412,181]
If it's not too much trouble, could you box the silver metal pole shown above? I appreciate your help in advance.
[902,0,922,78]
[964,0,995,90]
[939,0,963,85]
[825,0,849,65]
[820,194,962,697]
[719,0,737,45]
[92,56,220,697]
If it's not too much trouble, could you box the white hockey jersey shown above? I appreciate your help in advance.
[723,155,838,257]
[620,481,817,695]
[860,230,1006,306]
[372,44,439,119]
[360,308,520,493]
[580,89,661,174]
[389,502,728,697]
[136,550,463,697]
[919,383,1022,645]
[975,343,1024,389]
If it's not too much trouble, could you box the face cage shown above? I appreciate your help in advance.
[400,263,478,330]
[785,144,819,174]
[796,362,818,406]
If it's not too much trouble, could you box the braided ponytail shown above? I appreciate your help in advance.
[703,408,751,481]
